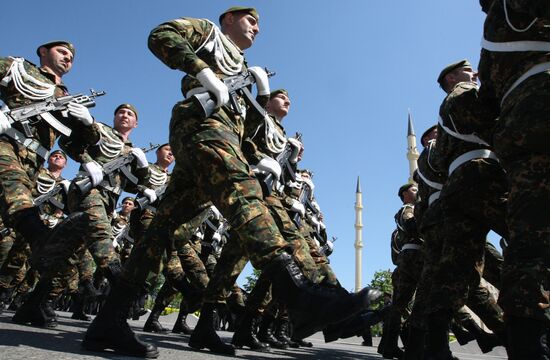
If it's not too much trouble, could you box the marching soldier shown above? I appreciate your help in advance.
[81,7,374,358]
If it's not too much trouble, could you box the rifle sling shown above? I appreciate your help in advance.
[240,87,268,117]
[1,128,50,160]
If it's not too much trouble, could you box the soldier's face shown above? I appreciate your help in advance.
[454,66,478,84]
[225,13,259,50]
[267,93,291,119]
[403,186,418,203]
[156,145,174,165]
[40,45,73,76]
[48,152,67,169]
[121,200,135,214]
[114,108,138,133]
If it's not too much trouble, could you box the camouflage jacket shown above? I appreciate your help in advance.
[394,203,421,246]
[34,167,66,227]
[479,0,550,108]
[61,122,149,195]
[242,113,286,165]
[415,140,446,229]
[0,57,100,165]
[435,82,501,196]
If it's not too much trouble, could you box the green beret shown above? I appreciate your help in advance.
[121,197,135,204]
[437,59,471,87]
[114,103,138,119]
[269,89,288,99]
[156,143,170,151]
[219,6,259,24]
[49,149,67,160]
[36,40,75,58]
[420,125,438,147]
[398,183,415,201]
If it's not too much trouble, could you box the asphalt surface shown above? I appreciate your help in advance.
[0,310,507,359]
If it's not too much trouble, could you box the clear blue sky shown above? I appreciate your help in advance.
[2,1,491,291]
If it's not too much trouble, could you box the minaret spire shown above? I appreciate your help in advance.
[354,176,363,293]
[406,111,420,183]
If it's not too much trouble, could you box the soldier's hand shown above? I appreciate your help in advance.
[68,102,94,126]
[248,66,270,96]
[287,137,303,164]
[60,179,71,194]
[255,156,282,180]
[143,188,157,203]
[196,68,229,108]
[0,111,11,134]
[301,177,315,193]
[83,161,103,186]
[290,199,306,217]
[131,147,148,169]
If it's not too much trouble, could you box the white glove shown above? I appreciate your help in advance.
[143,188,158,203]
[286,180,302,190]
[319,220,326,230]
[302,177,315,193]
[210,205,222,221]
[196,68,229,108]
[287,137,303,164]
[60,179,71,194]
[68,102,94,126]
[248,66,270,96]
[310,215,321,232]
[212,231,222,243]
[194,229,205,240]
[290,199,306,217]
[131,147,148,169]
[255,157,282,180]
[83,161,103,186]
[0,111,11,134]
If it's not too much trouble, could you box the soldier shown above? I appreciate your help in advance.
[112,196,135,263]
[422,59,509,359]
[478,2,550,358]
[0,41,99,324]
[378,183,422,359]
[81,7,374,358]
[13,103,153,327]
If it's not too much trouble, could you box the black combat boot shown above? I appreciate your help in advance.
[323,308,387,343]
[188,303,235,355]
[0,286,13,314]
[379,308,403,359]
[450,320,474,345]
[143,302,168,333]
[275,317,291,346]
[71,292,91,321]
[232,311,271,352]
[403,325,426,360]
[289,337,313,348]
[461,317,501,353]
[82,279,159,358]
[81,278,103,299]
[264,252,381,340]
[172,311,193,335]
[258,313,288,349]
[506,316,549,360]
[12,280,57,328]
[425,310,455,360]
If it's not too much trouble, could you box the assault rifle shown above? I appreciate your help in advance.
[3,89,106,138]
[135,183,167,210]
[291,179,316,228]
[33,184,65,210]
[112,225,134,250]
[73,142,160,195]
[263,133,302,196]
[192,69,275,118]
[195,207,228,256]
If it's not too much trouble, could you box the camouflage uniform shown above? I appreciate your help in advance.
[478,0,550,324]
[123,17,290,293]
[112,212,132,263]
[0,56,98,233]
[429,80,508,315]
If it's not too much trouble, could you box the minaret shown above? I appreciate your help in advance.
[354,177,363,293]
[406,111,420,183]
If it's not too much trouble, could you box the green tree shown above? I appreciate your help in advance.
[243,268,262,293]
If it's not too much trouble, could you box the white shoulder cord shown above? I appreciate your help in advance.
[264,115,287,154]
[1,57,55,100]
[195,20,243,76]
[503,0,538,33]
[98,123,124,159]
[36,174,56,194]
[149,167,168,187]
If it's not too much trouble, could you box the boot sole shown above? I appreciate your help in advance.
[82,340,160,359]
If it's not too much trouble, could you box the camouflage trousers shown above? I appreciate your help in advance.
[300,221,338,285]
[494,73,550,323]
[49,245,95,298]
[411,212,504,335]
[122,100,289,290]
[0,140,40,224]
[429,167,508,315]
[483,242,503,290]
[0,234,31,289]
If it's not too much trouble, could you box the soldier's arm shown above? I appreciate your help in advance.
[58,131,96,164]
[508,0,550,19]
[147,18,212,76]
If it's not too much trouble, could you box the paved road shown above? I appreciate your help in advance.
[0,310,507,359]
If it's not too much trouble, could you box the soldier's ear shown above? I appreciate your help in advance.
[38,46,48,58]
